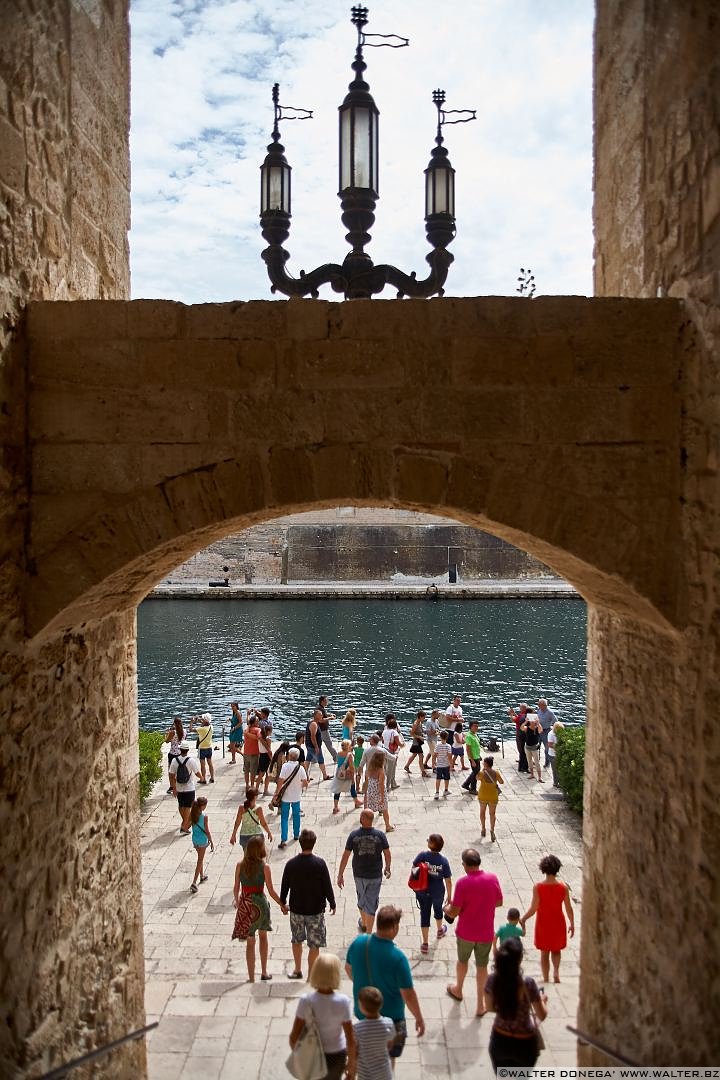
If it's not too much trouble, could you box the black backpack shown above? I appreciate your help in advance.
[175,756,191,784]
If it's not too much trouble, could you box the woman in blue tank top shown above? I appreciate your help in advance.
[190,797,214,894]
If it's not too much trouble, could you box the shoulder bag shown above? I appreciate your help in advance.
[521,979,546,1051]
[286,1000,326,1080]
[270,764,301,810]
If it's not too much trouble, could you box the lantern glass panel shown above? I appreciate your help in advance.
[269,167,284,210]
[340,109,352,190]
[353,107,371,188]
[261,162,290,213]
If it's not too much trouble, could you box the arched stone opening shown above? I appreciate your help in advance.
[9,290,697,1072]
[8,485,678,1075]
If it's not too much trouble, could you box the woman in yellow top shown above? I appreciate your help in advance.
[478,755,504,842]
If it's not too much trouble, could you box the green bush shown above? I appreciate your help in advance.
[555,726,585,814]
[138,730,165,802]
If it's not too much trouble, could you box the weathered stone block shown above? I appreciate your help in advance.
[0,113,26,194]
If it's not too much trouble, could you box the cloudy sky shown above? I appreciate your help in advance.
[129,0,594,303]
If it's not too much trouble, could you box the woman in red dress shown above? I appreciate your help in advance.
[520,854,575,984]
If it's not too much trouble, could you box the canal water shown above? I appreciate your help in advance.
[137,597,587,741]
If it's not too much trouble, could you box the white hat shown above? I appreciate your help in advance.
[179,739,191,750]
[200,712,212,722]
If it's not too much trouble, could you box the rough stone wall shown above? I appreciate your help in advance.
[581,0,720,1064]
[0,3,143,1076]
[24,295,685,639]
[163,516,554,585]
[286,524,552,582]
[0,610,145,1079]
[0,0,130,315]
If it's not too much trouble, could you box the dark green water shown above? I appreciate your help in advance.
[137,598,587,740]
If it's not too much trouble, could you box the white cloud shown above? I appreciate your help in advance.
[130,0,594,302]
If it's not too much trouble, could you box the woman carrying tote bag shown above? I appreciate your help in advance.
[288,952,356,1080]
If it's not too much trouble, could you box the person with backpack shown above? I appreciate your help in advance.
[190,796,214,893]
[168,739,202,834]
[411,833,453,954]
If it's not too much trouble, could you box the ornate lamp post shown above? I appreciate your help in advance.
[259,6,475,300]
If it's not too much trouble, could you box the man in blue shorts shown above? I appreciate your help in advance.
[305,711,329,781]
[337,810,391,933]
[345,905,425,1062]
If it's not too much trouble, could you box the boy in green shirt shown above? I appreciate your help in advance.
[353,735,366,789]
[493,907,525,955]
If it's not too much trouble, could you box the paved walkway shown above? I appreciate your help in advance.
[142,744,583,1079]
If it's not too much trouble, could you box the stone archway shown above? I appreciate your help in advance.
[26,294,685,640]
[5,289,714,1077]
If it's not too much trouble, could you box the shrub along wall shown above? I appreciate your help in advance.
[555,727,586,814]
[139,730,165,802]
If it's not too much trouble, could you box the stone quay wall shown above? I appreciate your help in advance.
[162,516,555,586]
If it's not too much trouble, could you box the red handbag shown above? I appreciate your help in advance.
[408,861,429,892]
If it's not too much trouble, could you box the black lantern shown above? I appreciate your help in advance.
[259,7,475,300]
[338,18,379,196]
[260,104,291,214]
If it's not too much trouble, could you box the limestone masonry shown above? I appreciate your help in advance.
[0,1,719,1076]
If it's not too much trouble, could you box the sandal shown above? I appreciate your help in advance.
[260,973,272,981]
[420,943,429,954]
[437,925,447,939]
[446,985,463,1002]
[288,971,303,979]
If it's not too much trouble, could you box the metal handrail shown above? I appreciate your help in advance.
[566,1025,639,1066]
[37,1022,158,1079]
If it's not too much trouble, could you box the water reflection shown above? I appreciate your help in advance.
[137,598,587,740]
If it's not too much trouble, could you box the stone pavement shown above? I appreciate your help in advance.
[141,743,583,1079]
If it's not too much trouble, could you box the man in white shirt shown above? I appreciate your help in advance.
[278,747,309,849]
[444,695,463,729]
[168,739,202,834]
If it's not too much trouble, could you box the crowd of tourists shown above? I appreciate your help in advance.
[162,694,572,1075]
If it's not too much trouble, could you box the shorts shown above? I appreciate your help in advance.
[388,1019,407,1059]
[451,747,464,757]
[417,891,445,926]
[199,748,213,760]
[436,766,450,781]
[456,936,492,966]
[168,752,180,769]
[306,746,325,765]
[244,754,259,775]
[410,741,424,754]
[289,911,327,949]
[355,876,382,916]
[258,753,271,773]
[237,833,263,849]
[177,790,195,809]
